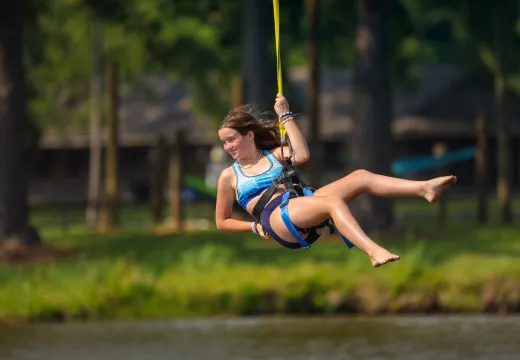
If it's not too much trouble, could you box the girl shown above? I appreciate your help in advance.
[216,94,456,267]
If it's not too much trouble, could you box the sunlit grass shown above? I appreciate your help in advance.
[1,220,519,321]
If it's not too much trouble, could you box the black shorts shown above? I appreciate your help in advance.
[259,193,321,250]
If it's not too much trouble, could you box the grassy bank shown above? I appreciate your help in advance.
[1,222,520,322]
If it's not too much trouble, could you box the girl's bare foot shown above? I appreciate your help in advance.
[423,175,457,204]
[369,248,400,268]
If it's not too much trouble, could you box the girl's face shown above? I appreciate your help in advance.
[218,127,254,160]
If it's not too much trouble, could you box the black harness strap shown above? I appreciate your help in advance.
[252,157,298,220]
[252,172,284,220]
[251,156,334,243]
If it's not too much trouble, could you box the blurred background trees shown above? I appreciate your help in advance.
[1,0,519,246]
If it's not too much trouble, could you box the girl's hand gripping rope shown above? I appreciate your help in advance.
[274,93,293,160]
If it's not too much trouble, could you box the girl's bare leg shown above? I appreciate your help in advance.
[315,169,457,204]
[268,195,400,267]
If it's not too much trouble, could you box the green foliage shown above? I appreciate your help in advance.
[27,1,91,132]
[24,0,244,129]
[402,0,520,91]
[24,0,150,134]
[1,223,520,321]
[23,0,520,134]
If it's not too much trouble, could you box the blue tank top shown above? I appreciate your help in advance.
[232,149,283,209]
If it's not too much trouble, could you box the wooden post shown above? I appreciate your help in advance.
[432,142,447,224]
[169,130,185,231]
[99,62,119,232]
[150,136,169,225]
[475,112,488,224]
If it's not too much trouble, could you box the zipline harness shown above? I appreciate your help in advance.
[249,1,354,250]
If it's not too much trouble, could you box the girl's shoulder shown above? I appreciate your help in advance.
[219,166,236,190]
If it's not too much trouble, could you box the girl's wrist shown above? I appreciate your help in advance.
[281,116,293,125]
[251,222,260,235]
[278,111,293,122]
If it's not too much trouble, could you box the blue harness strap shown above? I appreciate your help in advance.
[279,188,355,250]
[280,191,310,249]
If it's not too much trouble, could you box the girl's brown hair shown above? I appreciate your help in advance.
[219,104,281,150]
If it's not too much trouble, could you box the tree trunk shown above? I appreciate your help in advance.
[494,1,512,224]
[99,62,119,232]
[349,0,394,232]
[306,0,322,188]
[86,13,103,227]
[242,0,276,105]
[0,2,39,245]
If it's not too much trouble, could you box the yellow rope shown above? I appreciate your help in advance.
[273,0,283,94]
[272,0,287,138]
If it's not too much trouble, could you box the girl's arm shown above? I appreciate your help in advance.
[215,168,251,232]
[274,93,310,165]
[215,168,271,239]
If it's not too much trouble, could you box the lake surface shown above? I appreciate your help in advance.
[1,315,519,360]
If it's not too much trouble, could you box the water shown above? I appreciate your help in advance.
[1,315,519,360]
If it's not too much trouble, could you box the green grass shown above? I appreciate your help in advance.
[1,220,520,322]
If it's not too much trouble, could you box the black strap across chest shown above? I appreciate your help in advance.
[252,158,298,220]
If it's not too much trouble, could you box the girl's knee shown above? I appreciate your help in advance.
[346,169,373,193]
[349,169,371,180]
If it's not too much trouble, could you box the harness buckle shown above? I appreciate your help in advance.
[280,191,291,208]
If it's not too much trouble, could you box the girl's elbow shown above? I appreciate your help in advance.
[295,153,310,165]
[216,217,230,231]
[215,219,224,231]
[216,222,225,231]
